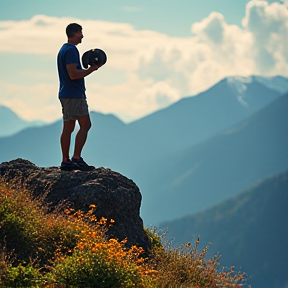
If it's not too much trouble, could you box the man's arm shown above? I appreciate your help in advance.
[66,63,100,80]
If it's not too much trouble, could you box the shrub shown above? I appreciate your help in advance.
[0,182,77,266]
[146,235,246,288]
[0,182,247,288]
[0,262,43,288]
[48,207,154,288]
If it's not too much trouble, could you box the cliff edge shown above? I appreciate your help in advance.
[0,158,151,250]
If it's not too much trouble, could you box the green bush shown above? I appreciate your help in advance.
[0,182,246,288]
[0,183,77,266]
[47,209,152,288]
[0,263,43,288]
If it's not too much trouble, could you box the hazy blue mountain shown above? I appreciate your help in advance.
[159,171,288,288]
[226,75,288,95]
[0,105,46,137]
[80,75,285,178]
[248,75,288,94]
[0,76,284,169]
[0,120,62,167]
[120,76,283,168]
[136,92,288,224]
[0,111,126,167]
[1,75,278,171]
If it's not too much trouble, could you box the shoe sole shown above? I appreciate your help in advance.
[77,166,95,171]
[60,167,79,171]
[60,165,80,171]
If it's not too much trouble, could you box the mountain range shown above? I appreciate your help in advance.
[1,76,286,138]
[0,105,46,137]
[159,170,288,288]
[137,90,288,224]
[0,75,288,225]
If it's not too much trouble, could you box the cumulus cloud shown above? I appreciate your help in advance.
[243,0,288,72]
[135,81,181,111]
[1,82,61,122]
[0,0,287,122]
[191,12,225,44]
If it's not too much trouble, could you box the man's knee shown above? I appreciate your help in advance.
[87,121,92,131]
[65,127,75,134]
[62,120,76,134]
[81,121,91,132]
[78,115,91,131]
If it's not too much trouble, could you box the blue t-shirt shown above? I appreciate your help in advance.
[57,43,86,98]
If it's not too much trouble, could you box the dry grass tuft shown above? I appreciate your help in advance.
[0,182,247,288]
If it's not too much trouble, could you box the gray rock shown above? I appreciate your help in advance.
[0,158,151,251]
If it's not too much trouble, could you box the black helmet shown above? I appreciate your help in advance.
[82,48,107,68]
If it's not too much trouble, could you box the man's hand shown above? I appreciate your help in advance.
[66,63,101,80]
[90,63,101,71]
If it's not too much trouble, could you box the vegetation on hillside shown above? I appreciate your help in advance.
[0,182,246,288]
[160,172,288,288]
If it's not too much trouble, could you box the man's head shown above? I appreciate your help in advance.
[66,23,83,44]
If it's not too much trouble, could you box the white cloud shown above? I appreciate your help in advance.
[1,82,61,122]
[0,1,287,123]
[135,81,181,113]
[191,12,226,44]
[242,0,288,72]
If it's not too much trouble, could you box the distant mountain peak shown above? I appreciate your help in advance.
[224,75,288,107]
[0,105,46,137]
[0,105,20,117]
[226,75,288,93]
[226,76,250,107]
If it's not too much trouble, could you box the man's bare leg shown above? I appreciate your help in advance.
[70,114,94,171]
[72,114,91,159]
[60,119,76,162]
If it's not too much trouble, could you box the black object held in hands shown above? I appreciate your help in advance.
[82,48,107,68]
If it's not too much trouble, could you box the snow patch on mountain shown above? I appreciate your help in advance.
[252,75,288,94]
[226,75,288,107]
[226,76,250,107]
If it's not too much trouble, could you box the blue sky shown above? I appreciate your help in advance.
[0,0,287,122]
[0,0,248,35]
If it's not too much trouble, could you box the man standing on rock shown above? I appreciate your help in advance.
[57,23,100,171]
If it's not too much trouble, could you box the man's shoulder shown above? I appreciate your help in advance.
[59,43,77,52]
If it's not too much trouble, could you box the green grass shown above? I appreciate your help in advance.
[0,182,246,288]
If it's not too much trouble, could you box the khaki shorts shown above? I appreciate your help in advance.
[60,98,89,121]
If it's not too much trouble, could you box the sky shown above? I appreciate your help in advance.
[0,0,287,123]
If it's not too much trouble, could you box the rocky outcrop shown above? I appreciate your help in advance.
[0,158,151,251]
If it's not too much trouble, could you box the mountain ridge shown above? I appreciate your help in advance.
[1,75,287,139]
[159,170,288,288]
[0,105,46,137]
[136,92,288,224]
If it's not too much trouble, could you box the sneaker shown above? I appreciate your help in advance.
[60,160,80,171]
[71,157,95,171]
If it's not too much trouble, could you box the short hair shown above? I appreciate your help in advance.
[66,23,82,38]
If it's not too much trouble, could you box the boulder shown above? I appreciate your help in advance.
[0,158,151,251]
